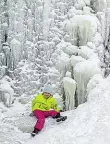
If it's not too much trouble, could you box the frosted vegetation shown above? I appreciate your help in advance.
[0,0,110,144]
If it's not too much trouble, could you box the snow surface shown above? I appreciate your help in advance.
[0,0,110,144]
[1,73,110,144]
[24,75,110,144]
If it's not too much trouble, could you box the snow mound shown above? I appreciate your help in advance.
[3,114,36,133]
[0,122,28,144]
[0,76,14,107]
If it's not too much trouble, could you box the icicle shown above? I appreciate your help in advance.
[74,60,101,105]
[10,38,21,70]
[63,77,76,110]
[43,0,50,40]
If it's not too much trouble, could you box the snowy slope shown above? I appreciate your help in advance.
[24,75,110,144]
[1,76,110,144]
[2,73,110,144]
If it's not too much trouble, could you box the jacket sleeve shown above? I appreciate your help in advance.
[32,96,38,110]
[51,98,60,112]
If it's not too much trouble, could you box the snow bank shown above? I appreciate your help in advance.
[3,114,36,133]
[25,75,110,144]
[0,122,28,144]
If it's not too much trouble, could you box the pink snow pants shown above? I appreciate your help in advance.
[33,110,59,131]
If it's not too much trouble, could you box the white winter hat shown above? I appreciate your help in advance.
[43,84,53,95]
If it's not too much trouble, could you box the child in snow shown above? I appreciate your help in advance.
[31,84,61,135]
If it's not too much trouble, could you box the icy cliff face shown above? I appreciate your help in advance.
[0,0,110,144]
[66,15,99,46]
[0,0,109,109]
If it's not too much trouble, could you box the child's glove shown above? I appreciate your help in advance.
[29,112,34,117]
[60,110,64,112]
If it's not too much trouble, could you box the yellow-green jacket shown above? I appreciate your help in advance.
[32,93,60,112]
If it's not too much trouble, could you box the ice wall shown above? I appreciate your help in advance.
[92,0,107,12]
[74,60,101,105]
[63,77,76,110]
[0,0,107,110]
[66,15,99,46]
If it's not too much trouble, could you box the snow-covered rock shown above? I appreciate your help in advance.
[0,76,14,107]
